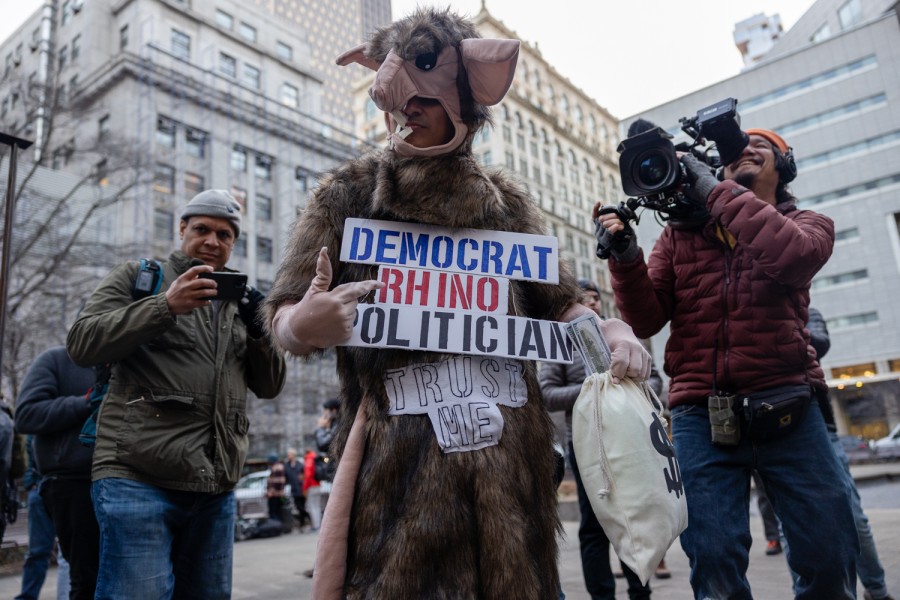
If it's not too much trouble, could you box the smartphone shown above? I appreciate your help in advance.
[199,271,248,301]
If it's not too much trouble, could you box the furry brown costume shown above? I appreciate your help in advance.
[264,9,580,599]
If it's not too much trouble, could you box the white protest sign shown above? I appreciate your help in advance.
[383,356,527,453]
[343,305,573,364]
[375,265,509,314]
[341,218,559,284]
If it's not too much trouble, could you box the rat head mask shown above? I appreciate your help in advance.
[336,8,520,158]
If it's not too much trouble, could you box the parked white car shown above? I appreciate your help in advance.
[870,423,900,461]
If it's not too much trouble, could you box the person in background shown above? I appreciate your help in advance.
[13,437,70,600]
[266,453,287,522]
[284,447,309,531]
[751,471,782,556]
[782,308,895,600]
[302,448,323,532]
[541,279,661,600]
[315,399,339,455]
[15,345,100,599]
[538,279,671,600]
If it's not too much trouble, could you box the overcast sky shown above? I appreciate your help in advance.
[2,0,816,118]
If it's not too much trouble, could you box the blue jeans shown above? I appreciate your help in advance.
[16,487,55,600]
[670,400,858,600]
[783,430,889,598]
[92,478,235,600]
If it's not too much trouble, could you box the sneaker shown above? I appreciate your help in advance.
[765,540,783,556]
[863,591,896,600]
[655,559,672,579]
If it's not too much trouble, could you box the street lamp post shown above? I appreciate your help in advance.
[0,132,35,394]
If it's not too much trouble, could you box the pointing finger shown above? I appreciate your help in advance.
[332,279,384,302]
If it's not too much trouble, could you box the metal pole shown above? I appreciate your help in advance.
[0,132,35,394]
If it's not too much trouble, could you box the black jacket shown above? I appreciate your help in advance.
[14,347,95,480]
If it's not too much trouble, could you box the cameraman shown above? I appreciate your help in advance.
[594,129,857,599]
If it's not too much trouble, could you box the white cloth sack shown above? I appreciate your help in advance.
[572,372,688,584]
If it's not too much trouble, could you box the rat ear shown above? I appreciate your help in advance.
[459,38,520,106]
[335,44,381,71]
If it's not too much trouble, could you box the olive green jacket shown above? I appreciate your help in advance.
[66,251,286,493]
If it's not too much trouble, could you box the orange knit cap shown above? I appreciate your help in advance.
[745,128,790,153]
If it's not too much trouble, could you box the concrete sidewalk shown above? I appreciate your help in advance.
[1,462,897,598]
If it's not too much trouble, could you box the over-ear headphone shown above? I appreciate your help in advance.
[775,147,797,183]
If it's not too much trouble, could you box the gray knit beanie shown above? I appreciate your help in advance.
[180,189,242,238]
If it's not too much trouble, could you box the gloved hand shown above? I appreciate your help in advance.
[680,153,719,206]
[238,285,266,339]
[272,247,383,354]
[598,318,652,385]
[594,217,639,263]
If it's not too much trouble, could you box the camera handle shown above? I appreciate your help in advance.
[595,202,639,259]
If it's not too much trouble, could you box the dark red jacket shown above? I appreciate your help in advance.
[609,180,834,409]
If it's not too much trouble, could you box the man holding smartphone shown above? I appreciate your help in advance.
[67,189,286,599]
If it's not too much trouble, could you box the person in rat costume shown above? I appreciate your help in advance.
[263,8,650,599]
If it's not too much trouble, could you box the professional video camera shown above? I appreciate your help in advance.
[604,98,749,231]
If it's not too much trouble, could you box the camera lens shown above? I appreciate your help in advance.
[637,152,670,187]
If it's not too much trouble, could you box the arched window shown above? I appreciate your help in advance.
[567,149,577,166]
[540,128,549,144]
[587,114,597,135]
[600,123,608,142]
[559,94,569,113]
[546,84,555,102]
[574,105,583,126]
[515,112,524,129]
[500,104,510,122]
[528,120,537,137]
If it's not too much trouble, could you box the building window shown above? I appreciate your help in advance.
[154,209,174,241]
[156,116,176,148]
[502,126,511,143]
[61,0,73,25]
[185,172,204,200]
[230,186,247,211]
[171,29,190,61]
[519,159,528,176]
[516,134,525,151]
[185,128,207,158]
[832,362,877,380]
[58,45,67,70]
[71,35,80,61]
[255,155,272,180]
[276,41,292,61]
[811,23,831,43]
[364,98,378,120]
[119,25,129,50]
[231,146,247,171]
[243,64,260,89]
[504,151,514,169]
[280,83,299,108]
[215,9,233,30]
[482,150,492,166]
[257,237,273,263]
[219,53,236,78]
[153,163,175,195]
[295,167,315,194]
[239,22,257,43]
[838,0,863,30]
[256,195,272,221]
[811,269,868,290]
[233,237,246,258]
[98,114,110,140]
